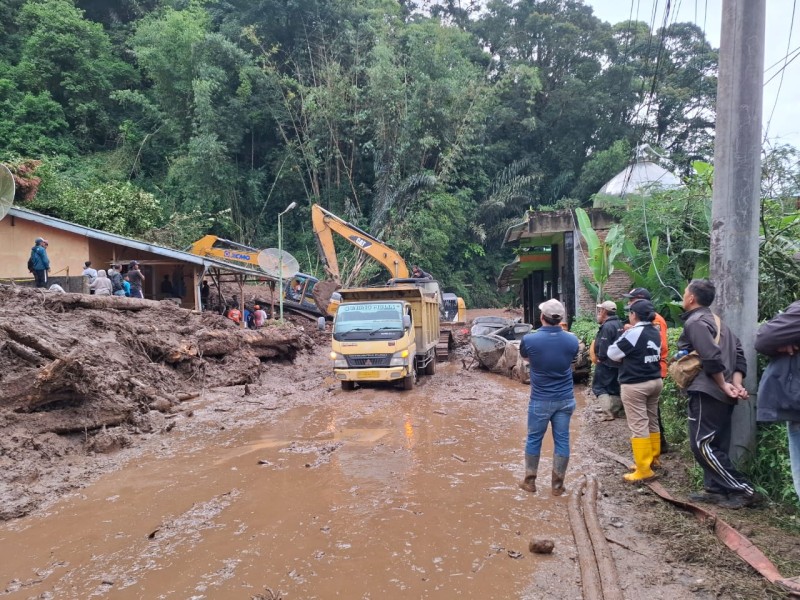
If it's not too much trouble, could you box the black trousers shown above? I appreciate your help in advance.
[687,391,754,496]
[592,363,620,396]
[33,270,47,288]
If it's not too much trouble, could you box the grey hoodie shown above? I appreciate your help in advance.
[90,269,114,296]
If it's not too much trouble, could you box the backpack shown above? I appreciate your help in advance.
[27,256,34,273]
[109,272,124,293]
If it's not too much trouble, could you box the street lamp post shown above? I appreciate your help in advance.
[278,201,297,322]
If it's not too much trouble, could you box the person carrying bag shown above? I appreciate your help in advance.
[668,314,721,389]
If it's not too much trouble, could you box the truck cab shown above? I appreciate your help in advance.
[326,284,441,391]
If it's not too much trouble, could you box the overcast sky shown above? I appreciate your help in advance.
[585,0,800,150]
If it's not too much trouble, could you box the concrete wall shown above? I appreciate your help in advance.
[0,214,202,309]
[0,215,90,281]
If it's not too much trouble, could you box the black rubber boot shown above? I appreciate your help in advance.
[552,455,569,496]
[518,454,540,493]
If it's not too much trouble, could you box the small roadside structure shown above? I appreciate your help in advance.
[0,206,278,312]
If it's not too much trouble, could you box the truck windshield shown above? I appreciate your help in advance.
[334,302,406,341]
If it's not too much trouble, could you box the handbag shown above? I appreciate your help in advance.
[668,314,721,390]
[758,353,800,412]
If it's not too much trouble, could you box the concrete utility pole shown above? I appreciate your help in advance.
[710,0,766,463]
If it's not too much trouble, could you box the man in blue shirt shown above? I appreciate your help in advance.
[518,299,579,495]
[29,238,50,288]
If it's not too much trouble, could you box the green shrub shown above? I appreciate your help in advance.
[570,316,597,346]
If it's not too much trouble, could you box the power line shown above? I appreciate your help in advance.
[764,0,797,143]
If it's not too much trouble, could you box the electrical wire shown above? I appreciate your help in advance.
[763,0,797,143]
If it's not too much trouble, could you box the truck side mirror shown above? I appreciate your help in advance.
[317,316,326,331]
[403,315,411,329]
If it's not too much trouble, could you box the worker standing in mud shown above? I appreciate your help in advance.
[518,299,579,496]
[607,300,663,482]
[592,300,623,421]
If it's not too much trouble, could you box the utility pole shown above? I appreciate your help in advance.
[710,0,766,463]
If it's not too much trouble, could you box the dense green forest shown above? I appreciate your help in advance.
[0,0,734,304]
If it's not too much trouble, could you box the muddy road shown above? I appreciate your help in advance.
[1,330,780,599]
[1,348,588,599]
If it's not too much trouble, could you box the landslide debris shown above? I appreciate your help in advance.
[0,284,313,519]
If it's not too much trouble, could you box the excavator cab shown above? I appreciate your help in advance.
[283,273,320,312]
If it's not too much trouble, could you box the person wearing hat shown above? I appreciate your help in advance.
[253,304,268,328]
[29,237,50,288]
[623,287,670,451]
[592,300,623,421]
[607,299,664,482]
[517,298,579,496]
[127,260,145,299]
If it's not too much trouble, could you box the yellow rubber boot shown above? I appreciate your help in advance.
[650,432,662,468]
[623,437,656,482]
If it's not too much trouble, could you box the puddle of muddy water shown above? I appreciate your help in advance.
[0,366,584,599]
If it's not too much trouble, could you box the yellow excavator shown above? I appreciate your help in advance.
[311,204,465,323]
[187,235,325,319]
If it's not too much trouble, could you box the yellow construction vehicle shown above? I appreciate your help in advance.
[311,204,466,322]
[187,235,325,319]
[311,204,409,284]
[188,235,262,268]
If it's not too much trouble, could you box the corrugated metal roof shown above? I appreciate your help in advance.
[8,206,273,279]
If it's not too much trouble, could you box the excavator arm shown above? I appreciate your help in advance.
[311,204,410,284]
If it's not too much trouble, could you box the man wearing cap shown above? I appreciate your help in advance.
[517,298,579,496]
[679,278,759,509]
[592,300,623,421]
[608,300,663,482]
[127,260,145,299]
[623,287,670,451]
[29,238,50,288]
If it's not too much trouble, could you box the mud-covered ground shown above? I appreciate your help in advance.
[0,303,797,598]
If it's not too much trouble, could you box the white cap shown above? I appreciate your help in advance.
[539,298,566,320]
[596,300,617,312]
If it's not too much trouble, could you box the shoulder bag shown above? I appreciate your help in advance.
[668,314,721,390]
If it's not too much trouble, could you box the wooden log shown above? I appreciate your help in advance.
[42,293,184,313]
[4,340,47,366]
[0,325,63,360]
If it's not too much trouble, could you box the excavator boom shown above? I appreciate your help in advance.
[311,204,410,284]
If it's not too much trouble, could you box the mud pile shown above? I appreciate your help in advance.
[0,285,314,433]
[0,285,316,520]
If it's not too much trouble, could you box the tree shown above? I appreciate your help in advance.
[14,0,135,148]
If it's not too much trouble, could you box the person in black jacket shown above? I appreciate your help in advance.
[608,300,663,482]
[678,279,760,509]
[592,300,623,421]
[754,298,800,503]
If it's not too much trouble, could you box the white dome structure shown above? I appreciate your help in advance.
[597,145,683,197]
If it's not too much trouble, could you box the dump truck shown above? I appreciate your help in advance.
[325,282,441,391]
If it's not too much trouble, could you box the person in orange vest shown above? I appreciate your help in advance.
[622,288,670,451]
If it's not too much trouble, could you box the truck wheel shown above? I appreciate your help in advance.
[402,372,415,390]
[424,358,436,375]
[341,381,355,391]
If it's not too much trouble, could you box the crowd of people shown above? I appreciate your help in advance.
[518,278,800,511]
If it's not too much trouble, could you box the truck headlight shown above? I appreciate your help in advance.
[331,352,348,368]
[389,350,409,367]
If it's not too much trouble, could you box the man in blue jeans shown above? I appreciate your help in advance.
[518,299,579,496]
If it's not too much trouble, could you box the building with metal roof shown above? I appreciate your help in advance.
[0,206,279,311]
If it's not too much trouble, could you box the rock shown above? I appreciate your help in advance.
[529,538,555,554]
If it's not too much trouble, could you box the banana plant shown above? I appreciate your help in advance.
[575,207,625,302]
